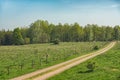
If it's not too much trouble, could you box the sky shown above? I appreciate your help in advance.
[0,0,120,30]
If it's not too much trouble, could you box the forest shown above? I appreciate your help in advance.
[0,20,120,45]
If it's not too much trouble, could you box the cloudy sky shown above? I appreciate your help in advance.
[0,0,120,30]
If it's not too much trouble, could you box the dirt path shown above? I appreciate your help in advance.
[11,42,116,80]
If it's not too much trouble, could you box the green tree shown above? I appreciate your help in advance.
[24,37,30,44]
[2,31,13,45]
[62,23,71,42]
[0,30,5,45]
[0,20,119,45]
[84,24,93,41]
[92,24,99,41]
[99,26,106,41]
[69,23,83,42]
[13,28,24,45]
[20,27,29,38]
[50,23,61,42]
[113,25,120,40]
[29,20,50,43]
[105,26,114,41]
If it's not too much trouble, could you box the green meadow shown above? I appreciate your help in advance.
[49,42,120,80]
[0,42,107,79]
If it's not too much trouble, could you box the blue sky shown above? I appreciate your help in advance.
[0,0,120,30]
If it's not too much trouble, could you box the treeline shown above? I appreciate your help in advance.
[0,20,120,45]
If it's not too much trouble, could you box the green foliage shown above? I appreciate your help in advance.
[52,38,60,45]
[29,20,50,43]
[0,20,120,45]
[84,24,93,41]
[93,45,99,50]
[24,37,30,44]
[13,28,24,45]
[1,31,13,45]
[113,25,120,40]
[86,62,96,72]
[20,27,29,39]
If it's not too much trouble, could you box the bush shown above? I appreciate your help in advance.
[13,28,24,45]
[93,46,99,50]
[53,39,59,45]
[86,62,96,72]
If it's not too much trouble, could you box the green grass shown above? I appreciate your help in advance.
[49,42,120,80]
[0,42,108,79]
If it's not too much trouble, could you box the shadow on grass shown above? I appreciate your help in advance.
[78,70,94,73]
[117,75,120,79]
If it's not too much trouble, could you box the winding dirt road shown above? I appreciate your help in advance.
[11,42,116,80]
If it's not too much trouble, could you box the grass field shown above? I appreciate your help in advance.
[49,42,120,80]
[0,42,108,79]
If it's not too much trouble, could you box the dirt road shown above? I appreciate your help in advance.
[11,42,116,80]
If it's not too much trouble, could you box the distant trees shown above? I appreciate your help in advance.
[105,26,114,41]
[13,28,24,45]
[69,23,83,41]
[2,31,13,45]
[29,20,50,43]
[0,30,5,45]
[0,30,13,45]
[0,20,120,45]
[113,25,120,40]
[84,24,93,41]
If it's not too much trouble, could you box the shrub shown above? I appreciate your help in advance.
[13,28,24,45]
[53,39,59,45]
[93,46,99,50]
[86,62,96,72]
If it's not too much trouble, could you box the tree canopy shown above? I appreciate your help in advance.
[0,20,119,45]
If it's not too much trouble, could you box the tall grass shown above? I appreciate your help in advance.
[0,42,107,79]
[49,42,120,80]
